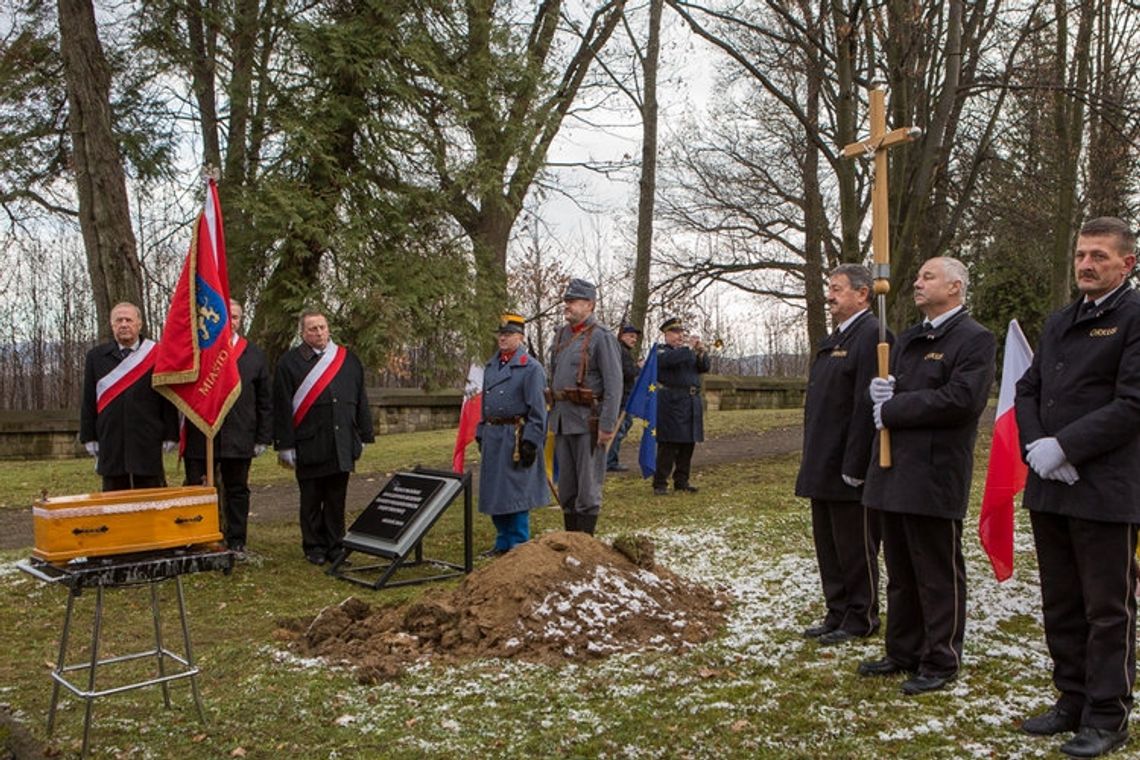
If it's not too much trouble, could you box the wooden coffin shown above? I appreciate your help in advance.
[33,486,223,562]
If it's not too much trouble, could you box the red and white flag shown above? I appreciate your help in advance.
[452,363,484,472]
[978,319,1033,582]
[152,177,242,435]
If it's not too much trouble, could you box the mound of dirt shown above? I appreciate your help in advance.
[275,532,728,682]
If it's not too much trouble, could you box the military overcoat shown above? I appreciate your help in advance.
[655,344,711,443]
[475,347,549,515]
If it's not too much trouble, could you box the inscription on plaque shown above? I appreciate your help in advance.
[349,474,445,542]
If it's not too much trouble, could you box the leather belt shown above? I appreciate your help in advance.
[659,383,699,396]
[484,415,524,425]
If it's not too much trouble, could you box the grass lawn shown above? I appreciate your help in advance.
[0,409,1060,759]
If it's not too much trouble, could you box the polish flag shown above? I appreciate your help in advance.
[978,319,1033,582]
[452,363,484,473]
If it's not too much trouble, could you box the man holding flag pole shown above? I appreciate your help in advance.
[1014,217,1140,758]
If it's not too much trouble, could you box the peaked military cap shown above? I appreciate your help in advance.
[659,316,684,333]
[620,324,643,335]
[497,312,526,334]
[563,278,597,302]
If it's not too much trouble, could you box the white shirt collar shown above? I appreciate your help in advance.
[837,308,869,334]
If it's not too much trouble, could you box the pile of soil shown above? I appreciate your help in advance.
[274,532,728,682]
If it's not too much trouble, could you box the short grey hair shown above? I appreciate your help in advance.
[939,257,969,298]
[297,308,327,334]
[829,264,873,294]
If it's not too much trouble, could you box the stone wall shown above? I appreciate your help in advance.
[0,378,806,460]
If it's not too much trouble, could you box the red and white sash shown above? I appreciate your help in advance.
[292,342,347,426]
[96,339,157,413]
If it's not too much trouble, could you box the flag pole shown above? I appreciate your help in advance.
[205,431,215,487]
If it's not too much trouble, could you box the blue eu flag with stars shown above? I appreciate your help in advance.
[624,344,659,478]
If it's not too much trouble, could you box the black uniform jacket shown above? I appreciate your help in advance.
[1015,285,1140,522]
[796,311,888,501]
[80,341,179,478]
[862,310,996,519]
[273,344,375,480]
[620,343,639,406]
[184,340,272,460]
[655,344,711,443]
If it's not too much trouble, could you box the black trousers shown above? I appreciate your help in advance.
[879,510,965,677]
[185,457,253,546]
[297,472,350,559]
[102,473,166,491]
[654,442,695,489]
[1031,510,1138,731]
[810,499,881,636]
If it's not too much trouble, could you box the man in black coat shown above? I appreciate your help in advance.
[606,324,642,473]
[858,256,996,695]
[80,302,179,491]
[1014,217,1140,759]
[273,310,374,566]
[795,264,885,646]
[183,300,272,553]
[652,317,711,495]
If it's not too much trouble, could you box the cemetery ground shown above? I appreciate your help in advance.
[0,408,1064,759]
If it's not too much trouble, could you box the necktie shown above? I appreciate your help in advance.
[119,347,131,360]
[922,321,933,331]
[1081,300,1097,315]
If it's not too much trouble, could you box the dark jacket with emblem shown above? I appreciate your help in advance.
[548,315,623,435]
[796,311,888,501]
[184,340,272,459]
[273,343,375,479]
[475,347,549,515]
[80,341,180,478]
[862,310,996,519]
[655,343,711,443]
[1015,285,1140,522]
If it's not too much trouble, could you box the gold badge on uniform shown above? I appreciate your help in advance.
[924,352,944,361]
[830,349,848,358]
[1090,327,1118,337]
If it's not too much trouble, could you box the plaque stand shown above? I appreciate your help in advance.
[327,466,473,590]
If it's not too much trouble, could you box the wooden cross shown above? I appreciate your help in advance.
[841,86,921,468]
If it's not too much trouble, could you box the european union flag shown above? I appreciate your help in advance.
[624,344,659,478]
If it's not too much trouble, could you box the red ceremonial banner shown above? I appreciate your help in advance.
[978,319,1033,582]
[152,178,242,436]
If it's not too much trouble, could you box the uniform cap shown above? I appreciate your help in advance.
[563,278,597,302]
[497,312,526,334]
[659,317,684,333]
[620,324,642,335]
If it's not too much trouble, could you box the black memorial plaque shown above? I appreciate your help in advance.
[349,474,446,542]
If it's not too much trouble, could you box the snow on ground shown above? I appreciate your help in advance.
[283,514,1063,758]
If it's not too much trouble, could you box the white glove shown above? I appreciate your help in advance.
[253,444,268,457]
[162,440,178,453]
[1026,438,1067,479]
[869,375,896,403]
[84,441,99,457]
[873,402,885,430]
[278,448,297,469]
[1045,462,1080,486]
[842,474,864,488]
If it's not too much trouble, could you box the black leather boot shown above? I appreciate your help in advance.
[579,514,598,535]
[563,511,578,531]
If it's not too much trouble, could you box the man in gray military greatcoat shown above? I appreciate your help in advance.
[548,278,622,535]
[475,312,549,556]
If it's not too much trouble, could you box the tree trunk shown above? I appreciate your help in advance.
[629,0,663,343]
[58,0,143,340]
[802,13,827,352]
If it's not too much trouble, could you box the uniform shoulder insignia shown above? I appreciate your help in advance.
[519,354,528,365]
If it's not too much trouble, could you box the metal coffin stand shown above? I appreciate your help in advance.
[18,546,234,759]
[327,467,473,590]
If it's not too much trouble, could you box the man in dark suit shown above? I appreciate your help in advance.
[858,256,996,695]
[80,302,179,491]
[1014,217,1140,758]
[273,309,374,566]
[652,317,711,496]
[183,300,272,554]
[606,324,641,473]
[795,264,884,646]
